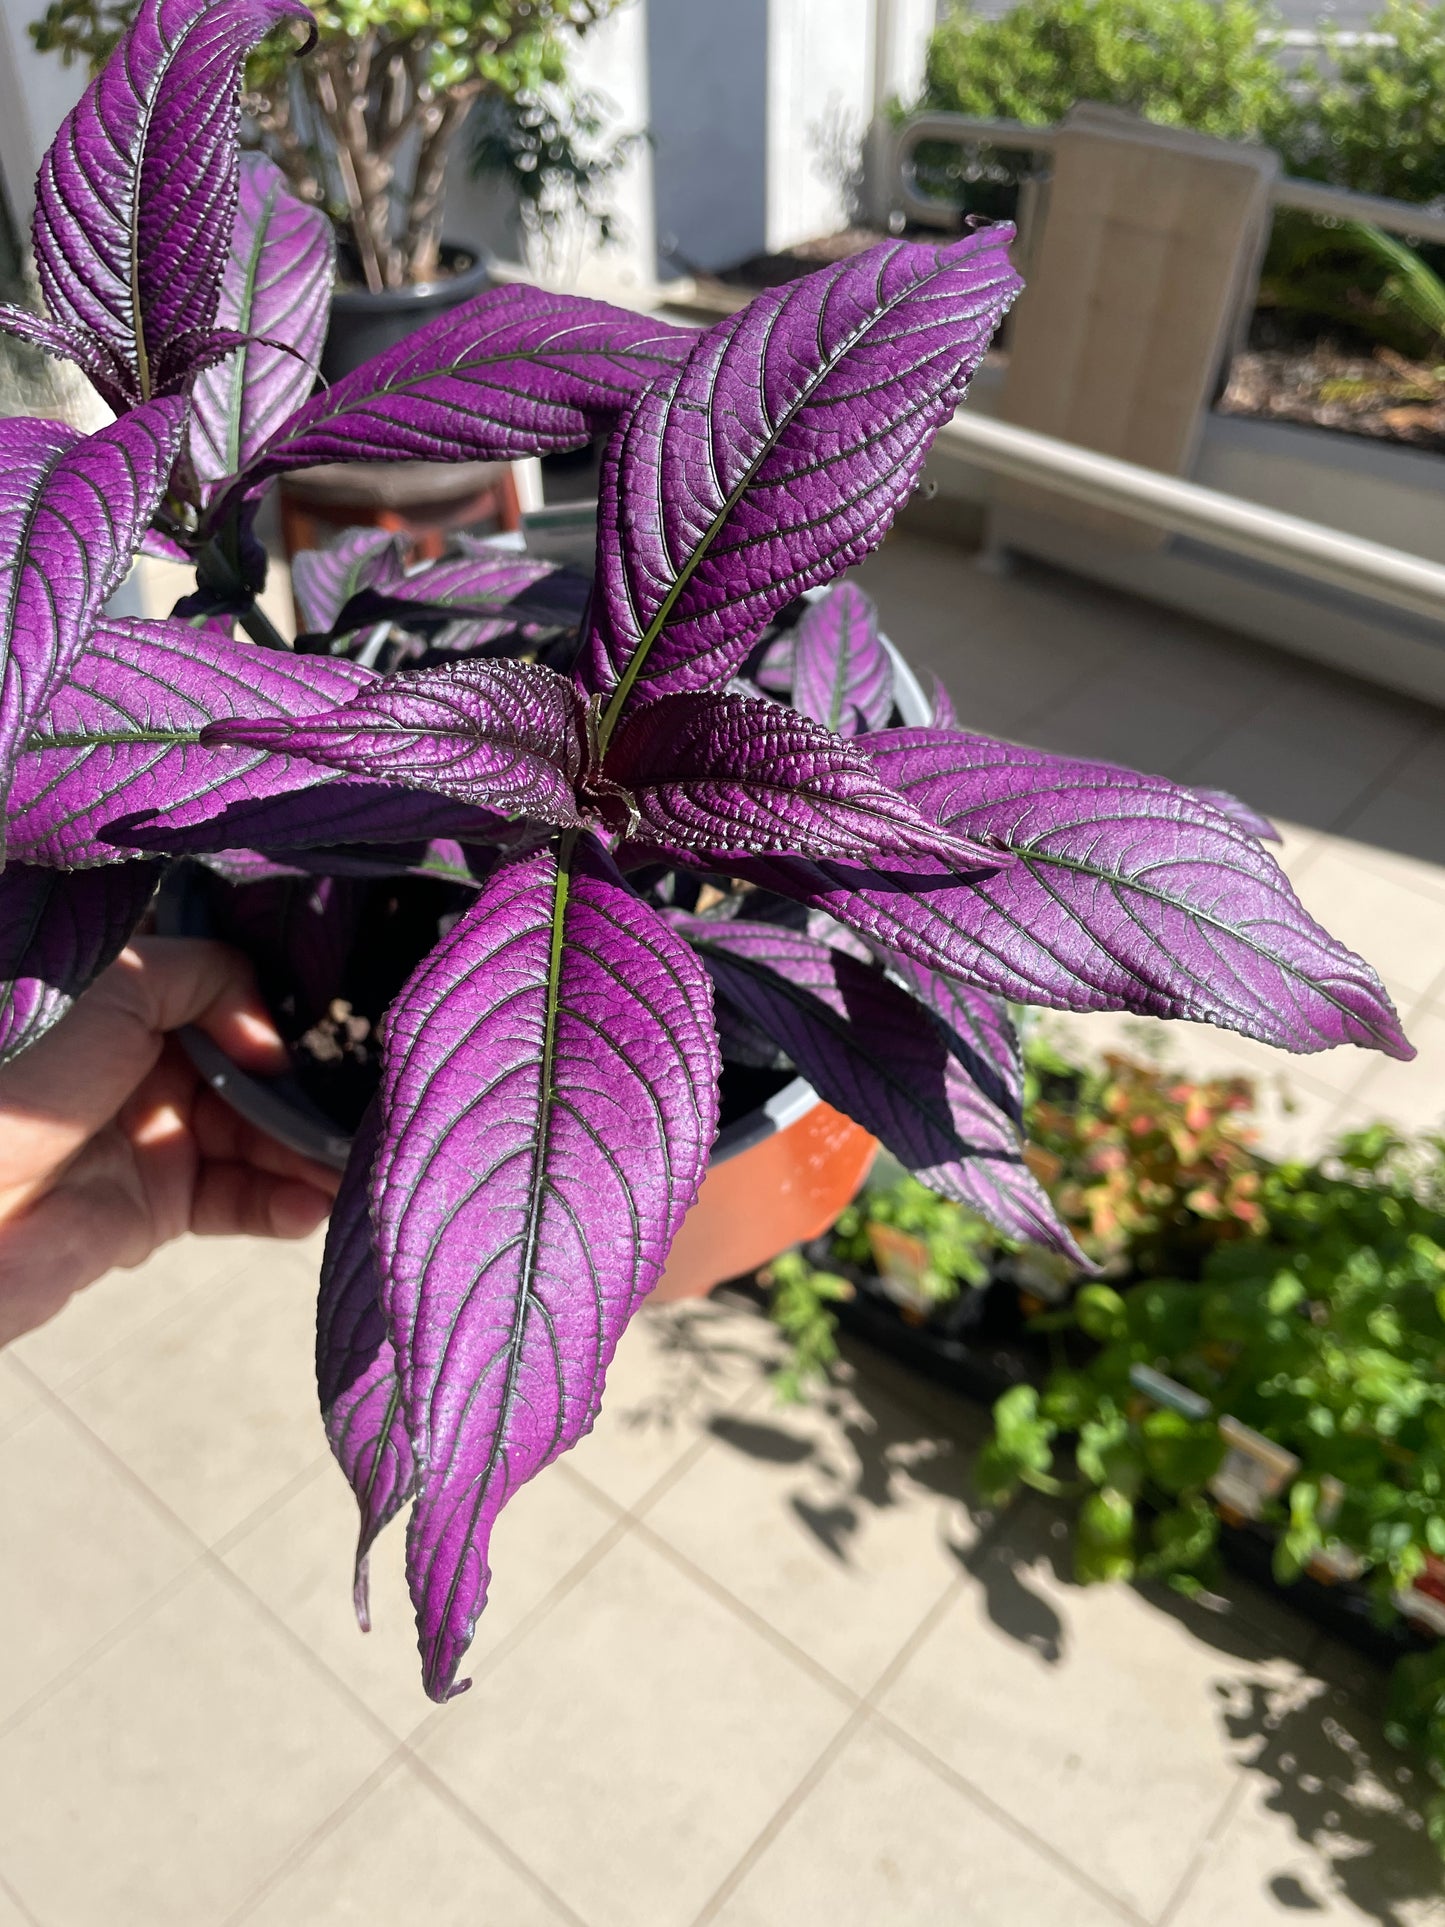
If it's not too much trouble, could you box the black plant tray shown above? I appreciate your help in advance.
[833,1270,1039,1407]
[832,1262,1435,1673]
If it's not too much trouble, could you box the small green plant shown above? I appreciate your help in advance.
[763,1250,854,1402]
[981,1123,1445,1847]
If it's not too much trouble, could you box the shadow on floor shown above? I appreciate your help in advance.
[695,1311,1444,1927]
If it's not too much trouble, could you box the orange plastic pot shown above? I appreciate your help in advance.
[651,1079,877,1303]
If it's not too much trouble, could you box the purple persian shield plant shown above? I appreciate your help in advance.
[0,0,1412,1704]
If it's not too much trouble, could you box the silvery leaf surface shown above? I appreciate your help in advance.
[31,0,312,402]
[0,402,187,805]
[317,1102,416,1628]
[290,528,409,638]
[737,729,1410,1059]
[677,915,1082,1259]
[188,152,335,496]
[578,231,1021,712]
[203,660,590,826]
[788,582,893,736]
[603,688,1006,869]
[222,285,692,512]
[372,835,719,1699]
[7,616,412,866]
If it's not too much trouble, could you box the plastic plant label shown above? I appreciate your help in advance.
[1308,1475,1366,1583]
[1396,1555,1445,1638]
[1209,1415,1300,1521]
[1128,1364,1211,1420]
[867,1222,937,1316]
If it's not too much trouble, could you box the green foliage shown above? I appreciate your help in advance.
[830,1160,1000,1299]
[763,1249,853,1403]
[1260,215,1445,361]
[980,1120,1445,1852]
[916,0,1445,357]
[1030,1050,1265,1277]
[920,0,1293,144]
[1283,1,1445,208]
[28,0,624,287]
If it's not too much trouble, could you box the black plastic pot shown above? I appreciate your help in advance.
[320,243,491,382]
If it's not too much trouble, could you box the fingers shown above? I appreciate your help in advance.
[190,1162,334,1240]
[104,939,290,1076]
[0,940,289,1202]
[190,1086,342,1198]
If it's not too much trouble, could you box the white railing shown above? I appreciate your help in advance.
[940,413,1445,629]
[893,111,1445,245]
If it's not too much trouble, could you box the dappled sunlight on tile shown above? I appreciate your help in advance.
[646,1365,986,1693]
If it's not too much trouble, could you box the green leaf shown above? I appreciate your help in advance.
[1075,1284,1129,1343]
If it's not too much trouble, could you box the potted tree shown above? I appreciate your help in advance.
[0,0,1412,1710]
[28,0,627,375]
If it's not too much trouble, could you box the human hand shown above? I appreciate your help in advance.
[0,938,340,1347]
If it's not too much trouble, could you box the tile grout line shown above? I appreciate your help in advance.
[1151,1775,1248,1927]
[868,1707,1151,1927]
[399,1753,593,1927]
[208,1452,332,1561]
[687,1702,872,1927]
[626,1515,863,1711]
[0,1865,42,1927]
[221,1752,413,1926]
[684,1500,1027,1927]
[1324,712,1442,842]
[7,1245,276,1404]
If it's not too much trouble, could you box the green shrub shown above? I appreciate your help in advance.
[1284,1,1445,208]
[918,0,1294,146]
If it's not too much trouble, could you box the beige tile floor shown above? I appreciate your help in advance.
[5,527,1445,1924]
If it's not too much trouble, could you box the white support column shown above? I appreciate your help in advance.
[0,0,87,228]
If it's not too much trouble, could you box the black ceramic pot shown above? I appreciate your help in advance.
[320,243,491,382]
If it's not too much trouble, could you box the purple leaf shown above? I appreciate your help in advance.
[188,152,335,496]
[927,674,958,730]
[678,916,1082,1259]
[325,544,592,649]
[877,950,1025,1125]
[0,307,133,413]
[373,835,719,1699]
[202,660,590,825]
[222,285,691,508]
[0,402,187,801]
[318,1102,416,1628]
[214,870,365,1033]
[578,230,1021,712]
[789,583,893,736]
[603,688,1005,868]
[0,860,161,1064]
[747,729,1410,1059]
[201,838,484,887]
[754,633,794,696]
[32,0,313,404]
[1189,786,1281,844]
[8,615,371,866]
[290,529,408,637]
